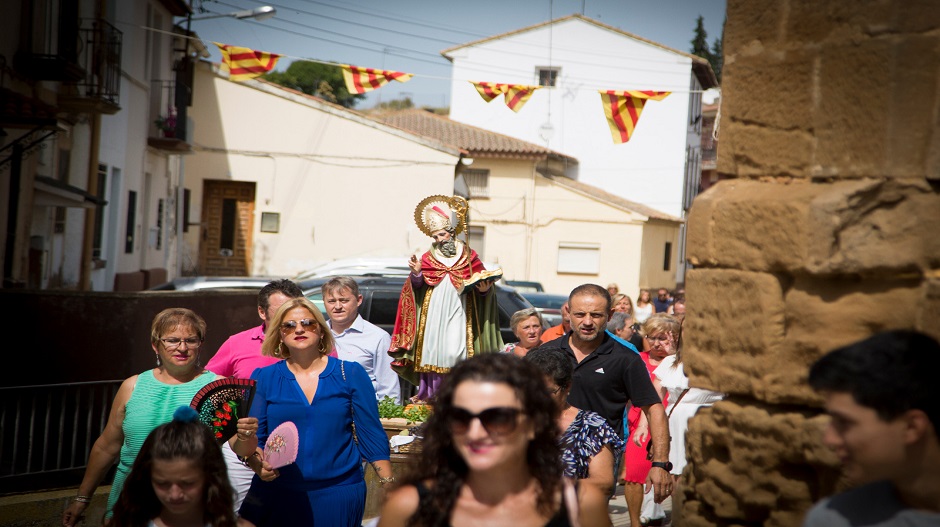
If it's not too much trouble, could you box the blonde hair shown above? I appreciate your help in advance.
[261,297,334,359]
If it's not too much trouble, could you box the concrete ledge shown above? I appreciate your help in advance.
[0,487,108,527]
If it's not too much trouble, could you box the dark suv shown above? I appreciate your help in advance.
[300,274,532,345]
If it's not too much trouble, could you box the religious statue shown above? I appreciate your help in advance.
[389,195,504,401]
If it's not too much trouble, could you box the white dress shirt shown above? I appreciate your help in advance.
[329,314,401,404]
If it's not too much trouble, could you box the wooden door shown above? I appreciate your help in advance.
[199,180,255,276]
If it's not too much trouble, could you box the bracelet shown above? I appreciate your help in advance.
[237,452,260,468]
[74,495,92,503]
[378,476,396,484]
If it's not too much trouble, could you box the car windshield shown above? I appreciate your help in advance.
[524,293,568,310]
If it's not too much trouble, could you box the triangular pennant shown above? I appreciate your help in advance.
[470,82,541,112]
[214,42,281,81]
[341,65,414,94]
[599,90,671,143]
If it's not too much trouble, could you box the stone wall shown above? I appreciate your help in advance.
[679,1,940,525]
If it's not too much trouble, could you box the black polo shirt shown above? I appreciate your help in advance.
[543,331,662,434]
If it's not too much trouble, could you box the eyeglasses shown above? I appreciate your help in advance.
[446,406,522,436]
[548,385,564,396]
[280,319,317,331]
[646,335,671,343]
[160,337,202,349]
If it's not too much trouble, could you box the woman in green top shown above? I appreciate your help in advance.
[62,308,258,526]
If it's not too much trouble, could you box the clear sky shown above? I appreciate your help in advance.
[182,0,726,108]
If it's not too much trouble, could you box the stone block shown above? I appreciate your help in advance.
[919,278,940,341]
[815,39,893,177]
[685,180,820,271]
[723,0,785,57]
[680,401,840,526]
[885,36,940,177]
[686,179,940,276]
[787,0,895,43]
[715,121,815,178]
[682,269,790,401]
[804,179,940,275]
[720,50,816,132]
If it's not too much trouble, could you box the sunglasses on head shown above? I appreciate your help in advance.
[446,406,522,436]
[280,318,317,331]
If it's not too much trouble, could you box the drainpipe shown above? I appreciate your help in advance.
[79,112,101,290]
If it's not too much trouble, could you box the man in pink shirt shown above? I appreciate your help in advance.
[205,278,305,512]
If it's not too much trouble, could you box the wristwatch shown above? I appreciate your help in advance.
[651,461,673,472]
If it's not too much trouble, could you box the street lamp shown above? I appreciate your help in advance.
[189,6,276,22]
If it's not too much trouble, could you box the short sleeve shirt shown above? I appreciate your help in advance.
[543,332,662,434]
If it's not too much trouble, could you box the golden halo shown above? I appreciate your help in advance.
[414,195,469,237]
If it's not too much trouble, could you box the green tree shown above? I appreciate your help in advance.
[374,97,415,111]
[263,61,366,108]
[690,15,723,85]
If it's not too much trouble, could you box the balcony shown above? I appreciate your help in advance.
[147,79,192,153]
[57,19,123,115]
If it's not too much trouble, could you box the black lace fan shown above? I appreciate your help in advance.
[189,378,257,444]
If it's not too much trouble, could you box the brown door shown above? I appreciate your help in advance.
[200,180,255,276]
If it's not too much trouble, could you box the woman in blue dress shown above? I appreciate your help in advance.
[238,297,394,527]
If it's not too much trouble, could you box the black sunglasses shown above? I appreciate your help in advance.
[446,406,522,436]
[280,318,317,331]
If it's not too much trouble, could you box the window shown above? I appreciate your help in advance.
[369,291,401,328]
[462,169,489,198]
[125,190,137,254]
[468,225,486,260]
[220,198,237,254]
[183,188,191,233]
[663,242,672,271]
[260,212,280,233]
[557,243,600,274]
[155,198,164,250]
[537,67,560,87]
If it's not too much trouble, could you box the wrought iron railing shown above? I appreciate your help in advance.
[0,381,121,496]
[66,18,123,106]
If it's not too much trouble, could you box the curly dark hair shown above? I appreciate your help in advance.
[397,353,563,527]
[106,407,238,527]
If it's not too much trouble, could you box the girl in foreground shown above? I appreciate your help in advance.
[378,353,611,527]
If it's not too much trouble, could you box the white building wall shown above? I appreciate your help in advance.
[187,64,460,277]
[448,18,696,218]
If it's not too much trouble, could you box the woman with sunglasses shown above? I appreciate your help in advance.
[64,308,259,526]
[238,297,393,527]
[378,353,611,527]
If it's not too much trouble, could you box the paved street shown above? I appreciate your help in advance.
[609,484,673,527]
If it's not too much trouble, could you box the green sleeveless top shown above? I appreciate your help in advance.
[106,369,216,516]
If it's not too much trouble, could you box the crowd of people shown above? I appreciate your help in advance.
[61,214,938,525]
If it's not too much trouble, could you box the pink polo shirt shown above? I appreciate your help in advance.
[205,324,339,379]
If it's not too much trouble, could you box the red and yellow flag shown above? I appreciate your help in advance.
[599,90,671,143]
[471,82,540,112]
[214,43,281,81]
[341,65,414,94]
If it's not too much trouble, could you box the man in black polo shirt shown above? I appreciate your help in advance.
[542,283,673,504]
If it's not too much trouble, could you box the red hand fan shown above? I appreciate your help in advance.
[189,378,257,444]
[264,421,299,469]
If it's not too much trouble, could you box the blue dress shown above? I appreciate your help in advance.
[239,358,390,526]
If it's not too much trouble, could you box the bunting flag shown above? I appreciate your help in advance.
[341,65,414,94]
[599,90,671,143]
[214,43,281,81]
[471,81,541,112]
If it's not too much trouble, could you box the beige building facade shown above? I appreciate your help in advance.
[185,64,462,278]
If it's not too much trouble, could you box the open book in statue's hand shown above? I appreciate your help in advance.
[461,268,503,293]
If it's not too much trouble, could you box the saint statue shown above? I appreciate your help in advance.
[389,195,504,401]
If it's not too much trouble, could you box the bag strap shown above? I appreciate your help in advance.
[666,388,690,419]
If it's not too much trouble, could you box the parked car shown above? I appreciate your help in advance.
[301,275,532,345]
[147,276,279,291]
[521,292,569,328]
[503,280,545,293]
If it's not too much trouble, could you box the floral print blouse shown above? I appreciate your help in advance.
[559,409,625,479]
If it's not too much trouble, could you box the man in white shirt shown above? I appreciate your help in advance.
[323,276,401,404]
